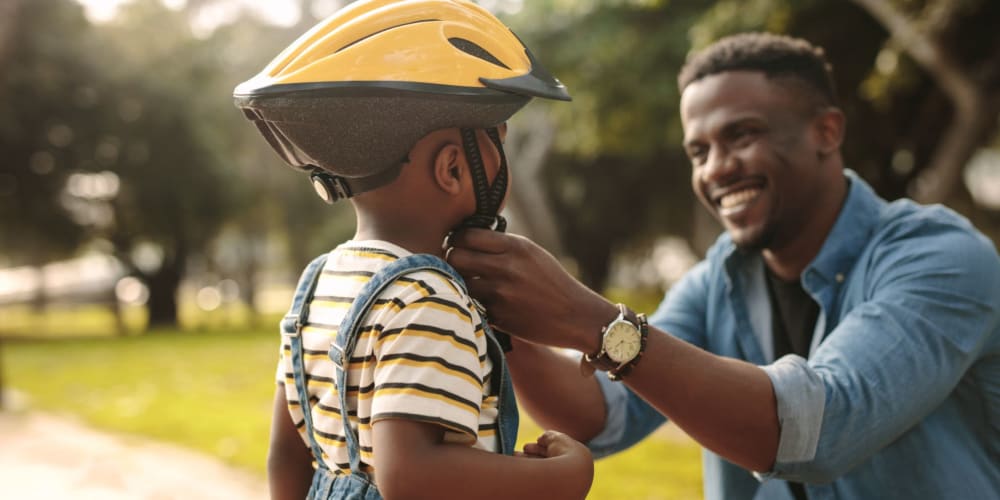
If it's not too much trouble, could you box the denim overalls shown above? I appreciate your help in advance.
[280,252,520,500]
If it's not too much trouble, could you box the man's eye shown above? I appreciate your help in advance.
[731,127,759,146]
[687,147,707,164]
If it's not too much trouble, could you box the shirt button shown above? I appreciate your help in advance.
[835,273,845,283]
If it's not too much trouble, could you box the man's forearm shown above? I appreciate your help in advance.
[507,304,780,471]
[623,327,780,472]
[506,341,607,442]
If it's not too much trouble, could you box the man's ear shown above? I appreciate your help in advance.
[813,107,845,156]
[433,143,465,195]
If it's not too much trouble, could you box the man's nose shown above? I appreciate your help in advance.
[702,146,739,184]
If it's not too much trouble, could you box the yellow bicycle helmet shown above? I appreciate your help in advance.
[234,0,570,203]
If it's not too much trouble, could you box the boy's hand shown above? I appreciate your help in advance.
[522,430,594,497]
[523,430,593,468]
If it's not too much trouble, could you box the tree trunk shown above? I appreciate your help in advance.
[109,293,128,336]
[910,96,999,203]
[576,241,613,293]
[145,241,186,329]
[0,0,20,70]
[850,0,1000,204]
[238,233,262,328]
[31,267,47,313]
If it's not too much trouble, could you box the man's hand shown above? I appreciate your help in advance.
[445,228,616,352]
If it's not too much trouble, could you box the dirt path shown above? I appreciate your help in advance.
[0,406,268,500]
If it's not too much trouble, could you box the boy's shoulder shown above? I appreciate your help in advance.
[326,242,478,320]
[381,264,477,320]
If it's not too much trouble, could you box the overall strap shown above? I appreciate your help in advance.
[331,254,467,475]
[280,254,332,471]
[331,253,520,462]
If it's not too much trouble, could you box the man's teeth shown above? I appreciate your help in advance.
[719,188,760,209]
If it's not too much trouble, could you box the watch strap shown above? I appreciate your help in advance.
[607,312,648,381]
[582,303,645,376]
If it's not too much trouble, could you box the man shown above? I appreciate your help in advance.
[445,32,1000,499]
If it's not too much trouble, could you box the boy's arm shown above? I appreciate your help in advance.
[373,419,593,500]
[506,340,607,442]
[267,387,315,500]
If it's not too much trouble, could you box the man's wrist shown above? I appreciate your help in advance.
[579,303,647,380]
[573,301,618,354]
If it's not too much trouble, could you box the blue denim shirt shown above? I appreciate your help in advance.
[589,171,1000,499]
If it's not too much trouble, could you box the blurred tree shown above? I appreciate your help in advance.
[505,1,712,289]
[850,0,1000,206]
[6,0,996,328]
[202,3,358,313]
[0,0,238,328]
[0,0,95,268]
[504,0,1000,291]
[88,0,259,328]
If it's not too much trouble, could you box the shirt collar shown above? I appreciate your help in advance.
[804,169,884,287]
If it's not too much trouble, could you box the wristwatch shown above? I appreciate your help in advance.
[582,303,648,381]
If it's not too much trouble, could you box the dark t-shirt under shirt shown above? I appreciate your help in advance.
[764,264,819,500]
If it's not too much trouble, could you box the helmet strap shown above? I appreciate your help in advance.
[457,127,509,232]
[455,127,515,354]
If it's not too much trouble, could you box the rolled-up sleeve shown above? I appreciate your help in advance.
[756,355,826,478]
[586,371,667,458]
[762,222,1000,483]
[587,373,631,457]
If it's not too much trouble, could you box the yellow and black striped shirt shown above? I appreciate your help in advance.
[277,240,499,475]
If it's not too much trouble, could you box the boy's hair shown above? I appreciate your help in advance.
[677,32,838,107]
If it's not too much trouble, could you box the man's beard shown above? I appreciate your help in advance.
[730,222,776,253]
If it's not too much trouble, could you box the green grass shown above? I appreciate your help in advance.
[0,304,150,338]
[1,311,702,499]
[2,329,277,468]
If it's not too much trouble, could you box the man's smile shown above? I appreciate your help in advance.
[719,187,762,211]
[710,179,766,219]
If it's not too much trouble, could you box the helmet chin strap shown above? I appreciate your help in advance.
[457,127,508,233]
[456,127,513,352]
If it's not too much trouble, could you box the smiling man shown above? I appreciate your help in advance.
[445,33,1000,499]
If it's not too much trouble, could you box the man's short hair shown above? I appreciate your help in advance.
[677,32,838,107]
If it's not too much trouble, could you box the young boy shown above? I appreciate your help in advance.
[234,1,593,499]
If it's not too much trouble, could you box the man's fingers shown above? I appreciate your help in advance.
[461,276,496,304]
[444,246,481,274]
[445,245,504,282]
[446,227,511,254]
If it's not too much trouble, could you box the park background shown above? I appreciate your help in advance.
[1,0,999,498]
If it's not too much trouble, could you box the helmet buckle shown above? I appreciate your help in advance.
[310,170,352,204]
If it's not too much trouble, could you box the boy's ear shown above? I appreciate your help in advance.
[433,143,465,195]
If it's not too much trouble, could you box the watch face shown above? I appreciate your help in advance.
[605,321,641,363]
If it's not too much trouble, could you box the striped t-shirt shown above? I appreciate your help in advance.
[276,240,500,475]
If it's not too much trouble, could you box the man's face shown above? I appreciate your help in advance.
[680,70,828,251]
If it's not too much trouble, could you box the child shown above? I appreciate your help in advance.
[234,1,593,499]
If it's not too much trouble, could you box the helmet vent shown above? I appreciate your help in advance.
[448,37,510,69]
[336,19,438,53]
